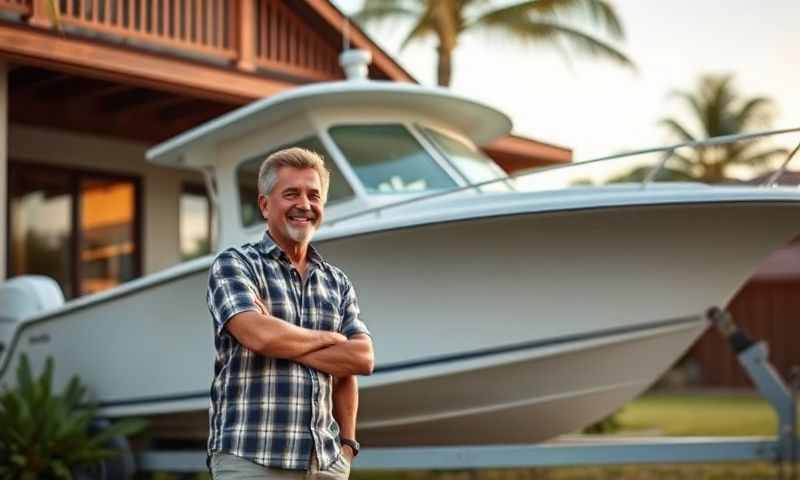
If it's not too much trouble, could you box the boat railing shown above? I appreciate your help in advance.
[327,126,800,227]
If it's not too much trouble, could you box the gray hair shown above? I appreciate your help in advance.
[257,147,331,202]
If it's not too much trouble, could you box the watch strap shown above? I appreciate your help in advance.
[340,438,360,457]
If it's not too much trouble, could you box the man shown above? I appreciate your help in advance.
[206,147,374,479]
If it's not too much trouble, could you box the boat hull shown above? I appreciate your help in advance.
[1,200,797,446]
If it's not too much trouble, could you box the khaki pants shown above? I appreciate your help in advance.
[210,452,350,480]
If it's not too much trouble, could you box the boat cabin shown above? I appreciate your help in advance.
[148,79,519,248]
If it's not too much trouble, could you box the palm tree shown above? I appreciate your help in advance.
[354,0,634,87]
[658,75,787,182]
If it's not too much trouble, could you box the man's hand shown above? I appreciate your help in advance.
[293,334,374,378]
[253,296,269,315]
[341,444,355,462]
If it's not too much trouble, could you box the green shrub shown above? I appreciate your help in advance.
[0,353,147,479]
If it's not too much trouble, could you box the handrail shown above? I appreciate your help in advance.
[763,140,800,187]
[327,126,800,226]
[640,149,675,189]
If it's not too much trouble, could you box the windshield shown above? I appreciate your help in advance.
[328,124,458,194]
[422,127,512,192]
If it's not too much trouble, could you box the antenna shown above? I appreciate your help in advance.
[339,13,372,81]
[343,15,351,51]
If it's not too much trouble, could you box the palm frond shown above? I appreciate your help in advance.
[352,1,420,24]
[471,0,625,40]
[666,150,696,170]
[658,118,697,143]
[607,165,696,183]
[470,17,633,67]
[666,89,706,134]
[735,96,775,130]
[399,11,438,50]
[353,0,429,51]
[727,147,789,167]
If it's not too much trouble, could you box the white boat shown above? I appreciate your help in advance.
[2,56,800,448]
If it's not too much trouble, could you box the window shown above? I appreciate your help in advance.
[180,184,214,260]
[237,136,354,228]
[421,127,512,193]
[328,124,457,194]
[8,162,141,299]
[8,169,74,296]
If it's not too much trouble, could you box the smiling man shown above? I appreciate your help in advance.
[206,147,374,479]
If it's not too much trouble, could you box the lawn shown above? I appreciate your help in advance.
[615,392,795,436]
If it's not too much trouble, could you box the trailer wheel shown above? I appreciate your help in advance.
[72,419,136,480]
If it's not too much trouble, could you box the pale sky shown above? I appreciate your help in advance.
[332,0,800,166]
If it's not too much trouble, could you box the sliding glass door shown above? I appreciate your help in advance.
[8,162,141,299]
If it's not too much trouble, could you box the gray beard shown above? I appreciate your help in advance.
[286,223,316,243]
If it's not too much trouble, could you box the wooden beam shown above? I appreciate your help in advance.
[34,76,109,100]
[10,88,200,143]
[0,23,295,104]
[9,67,68,92]
[122,95,193,117]
[157,99,224,122]
[99,88,168,113]
[88,84,137,100]
[161,105,233,128]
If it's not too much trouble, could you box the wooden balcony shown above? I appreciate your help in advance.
[0,0,412,143]
[2,0,346,84]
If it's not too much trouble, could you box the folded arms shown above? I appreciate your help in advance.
[225,299,374,377]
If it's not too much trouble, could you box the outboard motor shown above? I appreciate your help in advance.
[0,275,64,362]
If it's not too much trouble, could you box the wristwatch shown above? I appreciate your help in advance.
[340,438,360,457]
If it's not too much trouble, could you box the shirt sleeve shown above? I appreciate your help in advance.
[207,249,261,336]
[339,274,370,339]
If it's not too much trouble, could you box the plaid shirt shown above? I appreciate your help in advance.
[206,232,369,471]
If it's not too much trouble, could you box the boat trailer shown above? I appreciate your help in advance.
[136,307,799,477]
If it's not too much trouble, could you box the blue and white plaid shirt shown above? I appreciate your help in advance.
[206,232,369,471]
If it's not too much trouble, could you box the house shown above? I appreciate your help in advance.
[0,0,571,299]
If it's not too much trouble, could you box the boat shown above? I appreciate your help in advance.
[2,50,800,448]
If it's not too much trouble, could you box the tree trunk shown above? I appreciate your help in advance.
[437,44,453,87]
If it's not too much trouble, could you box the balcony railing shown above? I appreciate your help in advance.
[3,0,341,80]
[0,0,29,13]
[253,0,340,79]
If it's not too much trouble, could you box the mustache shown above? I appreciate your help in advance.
[287,208,318,220]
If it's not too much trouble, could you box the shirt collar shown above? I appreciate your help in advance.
[259,230,324,268]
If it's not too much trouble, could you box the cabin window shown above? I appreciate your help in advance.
[8,162,142,299]
[421,127,512,192]
[328,124,457,194]
[180,183,214,260]
[237,136,354,227]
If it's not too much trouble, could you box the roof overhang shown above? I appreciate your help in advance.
[147,80,513,167]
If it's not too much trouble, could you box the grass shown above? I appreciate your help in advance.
[614,392,797,437]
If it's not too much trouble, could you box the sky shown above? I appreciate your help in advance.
[331,0,800,169]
